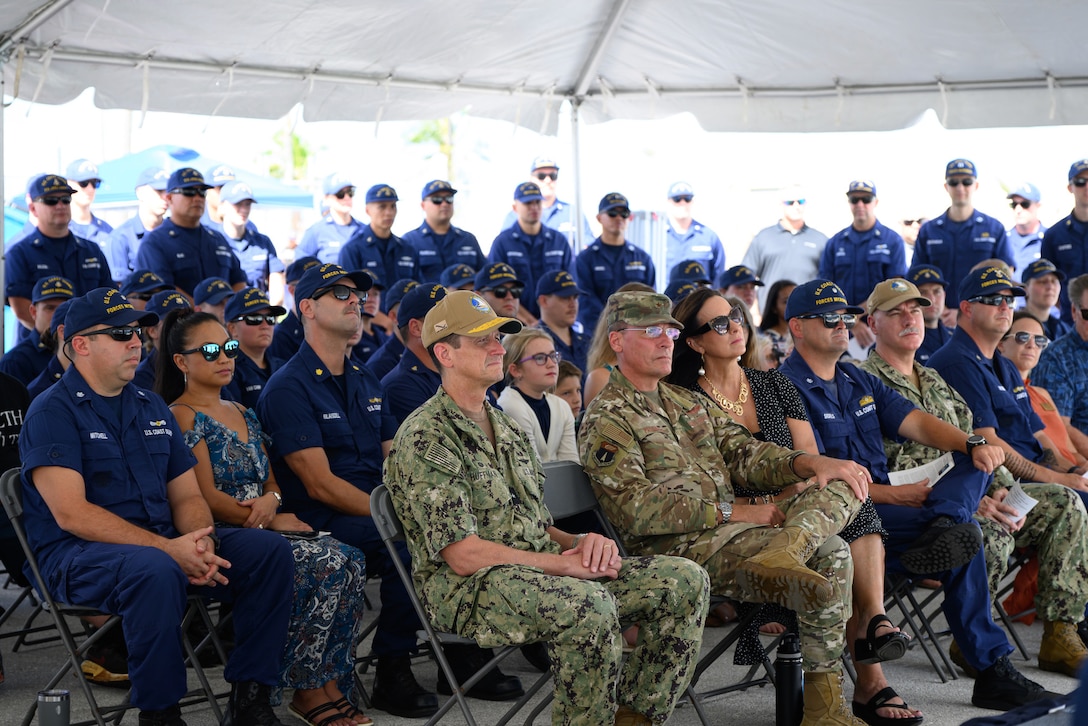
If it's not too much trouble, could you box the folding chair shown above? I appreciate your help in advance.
[370,485,550,726]
[884,574,956,682]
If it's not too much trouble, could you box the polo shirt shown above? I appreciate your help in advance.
[818,220,907,305]
[380,347,442,425]
[135,219,246,297]
[401,222,486,283]
[5,230,112,301]
[574,239,656,331]
[338,225,420,285]
[1041,211,1088,324]
[740,222,827,309]
[489,222,574,318]
[1029,332,1088,432]
[913,210,1014,306]
[297,216,364,264]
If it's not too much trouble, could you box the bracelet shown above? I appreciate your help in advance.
[571,533,588,549]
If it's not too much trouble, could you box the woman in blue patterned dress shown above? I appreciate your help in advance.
[156,310,371,726]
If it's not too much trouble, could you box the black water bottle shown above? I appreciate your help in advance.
[775,633,803,726]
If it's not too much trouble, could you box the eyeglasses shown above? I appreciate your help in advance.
[519,351,562,366]
[618,326,681,340]
[946,178,975,187]
[1073,178,1088,188]
[80,326,142,341]
[848,195,874,205]
[36,196,72,206]
[1004,331,1050,349]
[334,187,356,199]
[312,284,366,302]
[77,180,102,189]
[172,187,207,198]
[533,172,558,181]
[670,195,693,203]
[1009,200,1034,210]
[233,314,278,326]
[783,199,806,205]
[606,208,631,219]
[488,285,524,299]
[968,294,1015,307]
[796,313,858,329]
[180,339,241,361]
[692,308,748,336]
[427,196,454,205]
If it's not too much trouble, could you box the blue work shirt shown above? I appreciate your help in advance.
[268,311,304,362]
[1008,223,1047,274]
[818,220,907,306]
[69,215,113,250]
[132,348,158,391]
[927,327,1044,463]
[223,352,284,410]
[297,216,365,264]
[222,228,284,292]
[380,347,442,425]
[18,365,197,576]
[107,215,154,279]
[917,325,953,366]
[913,210,1014,306]
[339,226,420,284]
[0,329,52,386]
[365,334,404,382]
[27,356,64,400]
[1029,332,1088,433]
[489,223,574,319]
[5,221,36,250]
[5,230,113,301]
[353,326,388,365]
[1041,212,1088,324]
[665,220,727,282]
[257,341,397,517]
[135,220,246,297]
[575,239,656,332]
[779,351,916,483]
[401,222,486,283]
[502,199,593,248]
[537,320,589,375]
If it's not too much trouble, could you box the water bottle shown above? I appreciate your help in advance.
[38,689,70,726]
[775,633,803,726]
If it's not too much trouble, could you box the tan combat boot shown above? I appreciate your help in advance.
[735,527,834,612]
[614,705,652,725]
[801,670,867,726]
[1038,620,1088,677]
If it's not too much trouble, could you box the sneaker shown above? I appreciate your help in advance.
[900,516,982,574]
[972,655,1062,711]
[138,704,186,726]
[229,681,284,726]
[371,656,439,718]
[436,644,525,701]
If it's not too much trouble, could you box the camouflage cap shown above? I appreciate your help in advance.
[866,278,931,316]
[422,290,523,348]
[604,291,683,330]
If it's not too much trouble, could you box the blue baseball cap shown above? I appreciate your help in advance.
[65,159,100,183]
[219,180,258,205]
[536,270,583,298]
[148,290,192,316]
[665,280,698,304]
[398,283,448,324]
[120,270,168,297]
[945,158,977,179]
[167,167,211,192]
[718,265,764,289]
[958,266,1025,302]
[359,269,385,290]
[385,278,420,314]
[365,184,398,204]
[474,262,524,292]
[206,164,236,186]
[440,264,476,290]
[1069,160,1088,182]
[785,279,863,320]
[50,298,73,334]
[668,181,694,200]
[193,277,235,307]
[293,263,374,315]
[421,180,457,199]
[32,276,75,304]
[1007,182,1041,203]
[224,287,286,321]
[286,256,321,285]
[28,174,75,199]
[847,180,877,196]
[1021,258,1066,284]
[64,288,159,337]
[530,156,559,172]
[322,172,355,196]
[669,260,711,284]
[598,192,630,213]
[136,167,170,191]
[514,182,544,203]
[907,264,949,288]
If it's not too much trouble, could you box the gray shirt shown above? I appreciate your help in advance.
[740,222,828,309]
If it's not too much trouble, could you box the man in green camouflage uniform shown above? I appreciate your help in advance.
[580,291,876,726]
[384,290,710,726]
[860,277,1088,678]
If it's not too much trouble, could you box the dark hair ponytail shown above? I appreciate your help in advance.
[155,310,222,403]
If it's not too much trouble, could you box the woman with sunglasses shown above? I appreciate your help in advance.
[670,288,920,726]
[156,310,371,726]
[496,329,578,463]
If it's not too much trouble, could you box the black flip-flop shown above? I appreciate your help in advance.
[852,687,923,726]
[854,614,910,664]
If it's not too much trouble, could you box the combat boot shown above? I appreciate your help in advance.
[614,705,652,725]
[735,527,834,612]
[801,670,867,726]
[949,639,979,678]
[1038,620,1088,677]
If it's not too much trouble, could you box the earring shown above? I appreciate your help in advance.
[697,356,705,377]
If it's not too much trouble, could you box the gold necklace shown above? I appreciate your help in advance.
[701,374,748,417]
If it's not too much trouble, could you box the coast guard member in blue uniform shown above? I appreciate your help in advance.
[402,180,485,283]
[223,287,286,409]
[500,156,592,248]
[65,159,113,248]
[132,291,191,391]
[575,192,656,332]
[107,168,170,280]
[439,263,476,291]
[1006,183,1046,273]
[0,276,75,385]
[267,256,321,363]
[19,287,292,725]
[1041,160,1088,325]
[297,172,365,263]
[119,269,170,311]
[664,182,726,281]
[380,283,447,424]
[535,270,589,375]
[339,184,420,284]
[216,181,285,297]
[907,264,953,365]
[364,278,419,381]
[913,159,1015,306]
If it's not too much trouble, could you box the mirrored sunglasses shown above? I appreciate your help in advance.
[180,339,241,362]
[313,284,366,302]
[797,312,857,329]
[233,314,278,326]
[427,196,454,205]
[969,294,1015,307]
[618,326,681,340]
[692,308,748,336]
[1005,331,1049,349]
[81,326,141,341]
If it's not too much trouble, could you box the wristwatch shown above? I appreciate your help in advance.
[718,501,733,524]
[269,491,283,509]
[965,434,987,454]
[205,531,221,552]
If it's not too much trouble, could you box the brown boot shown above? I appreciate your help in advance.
[1038,620,1088,677]
[614,705,652,725]
[735,527,834,612]
[801,670,867,726]
[949,639,979,678]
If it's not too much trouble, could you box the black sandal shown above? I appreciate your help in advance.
[854,614,909,664]
[852,687,923,726]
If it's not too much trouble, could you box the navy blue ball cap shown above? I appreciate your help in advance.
[120,269,168,297]
[50,298,74,334]
[167,167,211,192]
[193,277,235,307]
[514,182,544,203]
[665,280,698,304]
[399,283,448,323]
[439,264,476,290]
[28,173,76,199]
[294,263,374,315]
[669,260,710,284]
[421,180,457,199]
[906,264,949,288]
[286,256,321,285]
[598,192,629,213]
[847,180,877,196]
[365,184,398,204]
[536,270,583,298]
[945,158,977,179]
[384,279,421,314]
[224,287,286,321]
[136,167,170,191]
[148,290,192,316]
[65,287,159,337]
[785,279,864,320]
[1021,258,1066,284]
[358,269,385,290]
[1069,160,1088,183]
[718,265,764,289]
[32,275,75,304]
[958,266,1025,302]
[474,262,524,292]
[65,159,100,183]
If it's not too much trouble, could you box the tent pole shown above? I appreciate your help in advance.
[1,63,6,354]
[569,98,583,253]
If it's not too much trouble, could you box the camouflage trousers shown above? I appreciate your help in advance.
[452,555,709,726]
[976,482,1088,623]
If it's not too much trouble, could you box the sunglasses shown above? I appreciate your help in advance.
[488,285,524,299]
[172,187,207,198]
[127,292,155,301]
[1073,178,1088,188]
[180,339,241,362]
[783,199,806,205]
[36,196,72,206]
[1009,200,1034,210]
[1004,331,1050,349]
[334,187,356,199]
[1079,308,1088,321]
[233,314,278,326]
[80,326,142,341]
[671,195,693,203]
[533,172,559,181]
[618,326,681,340]
[902,219,923,225]
[519,351,562,366]
[77,180,102,189]
[946,178,975,187]
[692,308,748,336]
[427,196,454,205]
[313,284,366,302]
[797,312,858,329]
[969,294,1015,307]
[606,208,631,219]
[848,195,874,205]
